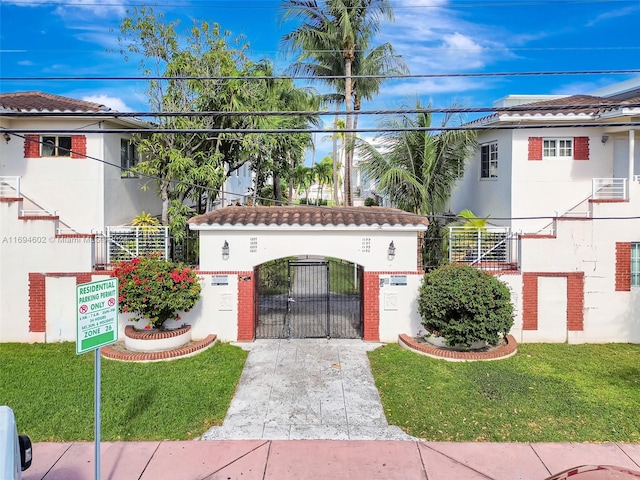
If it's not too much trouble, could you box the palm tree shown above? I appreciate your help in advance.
[314,156,334,204]
[356,101,478,216]
[280,0,396,206]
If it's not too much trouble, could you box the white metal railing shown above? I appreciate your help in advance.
[19,208,58,217]
[0,176,20,197]
[105,226,169,264]
[449,227,518,270]
[634,175,640,182]
[592,178,627,200]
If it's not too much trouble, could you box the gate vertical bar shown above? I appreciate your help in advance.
[325,261,330,337]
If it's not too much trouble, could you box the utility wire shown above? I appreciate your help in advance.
[3,69,640,82]
[3,122,640,135]
[6,0,638,9]
[8,132,640,224]
[2,103,638,118]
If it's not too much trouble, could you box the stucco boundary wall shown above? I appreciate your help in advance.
[10,264,640,345]
[18,269,427,344]
[10,270,244,344]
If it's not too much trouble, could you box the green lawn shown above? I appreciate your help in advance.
[368,343,640,443]
[0,342,247,442]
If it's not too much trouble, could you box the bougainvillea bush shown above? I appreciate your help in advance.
[417,265,514,348]
[111,255,201,330]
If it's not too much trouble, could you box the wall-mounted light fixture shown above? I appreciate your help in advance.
[601,135,609,144]
[2,133,10,144]
[387,241,396,260]
[222,240,229,260]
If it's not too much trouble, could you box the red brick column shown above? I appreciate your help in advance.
[522,272,538,330]
[528,137,542,160]
[24,135,40,158]
[28,273,46,332]
[567,272,584,331]
[71,135,87,159]
[237,272,255,341]
[573,136,590,160]
[76,273,92,285]
[362,272,380,341]
[615,242,631,291]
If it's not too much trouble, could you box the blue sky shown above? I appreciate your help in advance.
[1,0,639,135]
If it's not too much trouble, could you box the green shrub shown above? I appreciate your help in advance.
[417,265,513,348]
[364,197,379,206]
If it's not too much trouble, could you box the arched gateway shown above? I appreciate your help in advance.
[188,206,429,342]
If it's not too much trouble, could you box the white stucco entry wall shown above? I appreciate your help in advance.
[189,206,429,342]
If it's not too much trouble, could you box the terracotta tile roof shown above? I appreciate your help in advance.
[469,94,640,125]
[498,95,619,116]
[189,206,429,229]
[0,91,110,113]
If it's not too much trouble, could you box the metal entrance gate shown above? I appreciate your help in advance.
[256,258,363,339]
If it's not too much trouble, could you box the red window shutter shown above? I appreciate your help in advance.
[574,136,589,160]
[615,242,631,291]
[24,134,40,158]
[71,135,87,159]
[528,137,542,161]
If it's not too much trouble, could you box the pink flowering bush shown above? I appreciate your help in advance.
[111,254,201,330]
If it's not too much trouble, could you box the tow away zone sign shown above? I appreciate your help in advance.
[76,278,119,355]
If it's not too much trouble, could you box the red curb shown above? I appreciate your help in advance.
[123,324,191,340]
[101,334,217,362]
[398,333,517,362]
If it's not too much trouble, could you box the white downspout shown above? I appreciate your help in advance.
[629,129,635,199]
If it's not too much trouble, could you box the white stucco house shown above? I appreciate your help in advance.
[450,83,640,233]
[449,78,640,344]
[0,91,162,342]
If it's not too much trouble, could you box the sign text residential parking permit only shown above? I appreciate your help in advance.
[76,277,119,480]
[76,278,119,354]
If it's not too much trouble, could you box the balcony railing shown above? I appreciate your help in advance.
[449,227,518,271]
[95,226,170,266]
[592,178,627,200]
[0,176,20,197]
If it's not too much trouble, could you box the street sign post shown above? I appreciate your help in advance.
[76,278,119,354]
[76,278,119,480]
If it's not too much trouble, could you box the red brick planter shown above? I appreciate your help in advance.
[101,325,217,362]
[123,324,192,352]
[398,333,517,362]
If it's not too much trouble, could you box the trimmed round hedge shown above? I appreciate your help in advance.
[418,265,514,349]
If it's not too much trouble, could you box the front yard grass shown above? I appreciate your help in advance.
[0,342,247,442]
[368,343,640,443]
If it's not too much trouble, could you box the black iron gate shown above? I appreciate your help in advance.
[255,257,363,339]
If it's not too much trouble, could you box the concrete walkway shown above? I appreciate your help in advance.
[201,339,413,440]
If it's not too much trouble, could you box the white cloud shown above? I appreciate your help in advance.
[586,5,640,27]
[82,94,133,112]
[4,0,125,17]
[379,0,514,74]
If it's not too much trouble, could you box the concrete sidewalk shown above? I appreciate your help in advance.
[25,440,640,480]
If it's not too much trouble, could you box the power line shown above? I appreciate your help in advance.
[8,132,640,225]
[3,69,640,82]
[3,122,640,135]
[1,103,638,119]
[6,0,637,9]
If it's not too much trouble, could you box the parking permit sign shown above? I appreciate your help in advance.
[76,278,119,355]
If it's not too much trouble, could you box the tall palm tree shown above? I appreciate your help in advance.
[314,156,334,204]
[280,0,395,206]
[356,101,478,216]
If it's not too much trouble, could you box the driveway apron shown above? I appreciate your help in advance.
[201,339,415,441]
